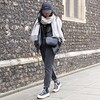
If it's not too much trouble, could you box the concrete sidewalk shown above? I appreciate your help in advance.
[1,65,100,100]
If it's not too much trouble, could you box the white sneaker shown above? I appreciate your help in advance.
[53,82,62,92]
[37,89,50,99]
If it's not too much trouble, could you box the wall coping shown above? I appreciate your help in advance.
[0,48,100,68]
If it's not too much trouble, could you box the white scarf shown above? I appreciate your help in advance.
[31,14,65,42]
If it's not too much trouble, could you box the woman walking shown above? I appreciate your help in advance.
[31,2,65,99]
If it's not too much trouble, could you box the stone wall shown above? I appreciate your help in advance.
[0,0,63,60]
[0,0,100,94]
[63,0,100,52]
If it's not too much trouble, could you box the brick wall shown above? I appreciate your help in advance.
[0,0,100,94]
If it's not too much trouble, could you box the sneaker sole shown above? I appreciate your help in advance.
[52,83,62,93]
[37,93,50,99]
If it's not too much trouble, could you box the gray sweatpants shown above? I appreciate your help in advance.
[40,45,57,88]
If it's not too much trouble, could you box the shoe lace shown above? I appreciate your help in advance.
[54,83,58,89]
[40,89,46,95]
